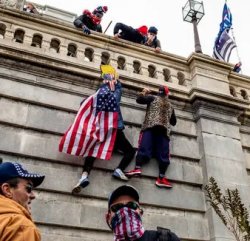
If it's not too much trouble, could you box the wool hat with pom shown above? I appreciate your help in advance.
[93,6,108,14]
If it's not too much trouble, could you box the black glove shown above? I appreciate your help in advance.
[82,25,91,35]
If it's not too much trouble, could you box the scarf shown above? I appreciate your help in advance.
[111,207,145,241]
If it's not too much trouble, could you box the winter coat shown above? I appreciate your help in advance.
[145,37,161,49]
[0,195,41,241]
[74,14,102,32]
[113,23,146,44]
[138,227,181,241]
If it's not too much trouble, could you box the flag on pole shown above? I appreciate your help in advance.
[213,29,236,62]
[59,84,118,160]
[213,3,235,62]
[220,3,232,33]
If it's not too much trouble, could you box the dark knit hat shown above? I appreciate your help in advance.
[137,25,148,36]
[0,162,45,187]
[93,6,108,14]
[148,26,158,34]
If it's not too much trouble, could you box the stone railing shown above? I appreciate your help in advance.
[0,6,192,95]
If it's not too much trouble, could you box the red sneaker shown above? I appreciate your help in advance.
[155,177,172,188]
[125,168,142,177]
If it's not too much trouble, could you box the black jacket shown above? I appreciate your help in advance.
[138,228,180,241]
[74,14,102,32]
[113,23,145,44]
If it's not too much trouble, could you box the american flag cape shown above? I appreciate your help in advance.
[59,84,118,160]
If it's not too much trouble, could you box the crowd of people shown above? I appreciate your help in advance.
[0,4,182,241]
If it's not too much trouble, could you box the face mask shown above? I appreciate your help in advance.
[111,207,144,241]
[158,87,166,96]
[91,14,102,25]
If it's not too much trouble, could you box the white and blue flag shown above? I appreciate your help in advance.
[213,3,235,62]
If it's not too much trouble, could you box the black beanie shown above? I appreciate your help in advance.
[148,26,158,34]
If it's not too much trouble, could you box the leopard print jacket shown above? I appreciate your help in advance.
[141,96,173,137]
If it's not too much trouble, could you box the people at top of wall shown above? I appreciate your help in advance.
[113,23,148,44]
[74,6,108,34]
[126,86,177,188]
[145,26,161,53]
[0,161,45,241]
[106,185,181,241]
[23,3,39,14]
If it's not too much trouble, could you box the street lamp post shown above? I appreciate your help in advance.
[182,0,205,53]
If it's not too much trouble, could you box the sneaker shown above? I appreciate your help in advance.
[155,177,172,188]
[125,168,142,177]
[113,168,129,181]
[72,175,90,194]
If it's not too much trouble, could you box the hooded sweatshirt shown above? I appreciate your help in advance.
[0,195,41,241]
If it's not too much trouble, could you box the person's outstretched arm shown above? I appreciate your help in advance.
[170,109,177,126]
[74,15,85,28]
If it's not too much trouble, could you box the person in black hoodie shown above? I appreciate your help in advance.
[145,26,161,52]
[113,23,148,44]
[74,6,108,34]
[106,185,181,241]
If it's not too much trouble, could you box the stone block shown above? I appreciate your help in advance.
[200,118,240,140]
[204,155,248,185]
[38,225,112,241]
[240,132,250,149]
[0,76,82,110]
[171,134,200,160]
[172,118,197,137]
[243,148,250,170]
[202,133,244,162]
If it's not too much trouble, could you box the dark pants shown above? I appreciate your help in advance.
[136,128,170,176]
[83,129,135,174]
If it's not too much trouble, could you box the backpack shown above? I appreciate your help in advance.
[157,227,181,241]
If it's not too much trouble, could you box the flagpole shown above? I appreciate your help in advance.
[230,27,242,73]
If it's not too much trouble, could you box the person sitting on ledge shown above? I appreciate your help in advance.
[73,6,108,35]
[113,23,148,44]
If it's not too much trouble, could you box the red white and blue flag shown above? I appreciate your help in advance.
[59,84,118,160]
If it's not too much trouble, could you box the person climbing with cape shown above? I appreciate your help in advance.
[59,65,136,193]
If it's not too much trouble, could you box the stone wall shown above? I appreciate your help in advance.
[0,6,250,241]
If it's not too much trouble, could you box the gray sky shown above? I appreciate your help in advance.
[31,0,250,76]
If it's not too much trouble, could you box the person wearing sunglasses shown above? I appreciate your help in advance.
[106,185,181,241]
[74,6,108,35]
[0,162,45,241]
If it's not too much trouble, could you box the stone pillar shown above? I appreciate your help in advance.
[0,0,24,10]
[193,99,250,241]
